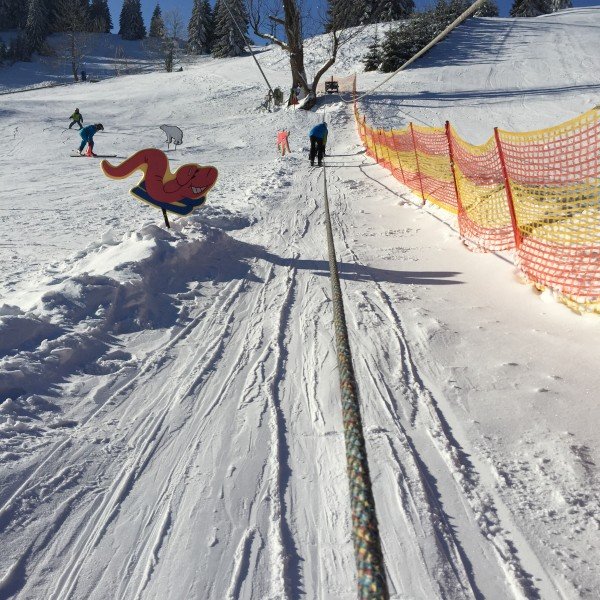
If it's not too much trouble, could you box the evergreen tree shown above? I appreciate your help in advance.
[326,0,366,30]
[379,0,471,73]
[510,0,551,17]
[188,0,213,54]
[119,0,145,40]
[212,0,248,58]
[25,0,50,50]
[378,0,415,21]
[1,0,28,28]
[380,16,428,72]
[434,0,471,27]
[8,33,32,60]
[0,0,11,29]
[149,4,164,37]
[89,0,111,32]
[475,0,499,17]
[363,33,382,71]
[550,0,571,11]
[54,0,88,32]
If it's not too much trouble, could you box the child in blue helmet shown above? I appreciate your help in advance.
[309,122,328,166]
[78,123,103,156]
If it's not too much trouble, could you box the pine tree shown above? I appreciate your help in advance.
[89,0,111,32]
[0,0,12,29]
[25,0,50,51]
[8,33,33,60]
[475,0,499,17]
[212,0,248,58]
[54,0,88,32]
[326,0,367,30]
[380,18,424,72]
[363,34,382,71]
[119,0,145,40]
[434,0,471,27]
[1,0,28,28]
[188,0,213,54]
[550,0,571,11]
[377,0,415,21]
[510,0,551,17]
[149,4,164,37]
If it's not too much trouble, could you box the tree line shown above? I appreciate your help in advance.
[0,0,575,73]
[0,0,250,65]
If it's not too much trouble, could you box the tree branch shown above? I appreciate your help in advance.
[268,15,285,26]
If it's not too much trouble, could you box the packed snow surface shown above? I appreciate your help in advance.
[1,8,599,600]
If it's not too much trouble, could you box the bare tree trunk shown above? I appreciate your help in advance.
[70,33,78,81]
[283,0,307,92]
[249,0,342,110]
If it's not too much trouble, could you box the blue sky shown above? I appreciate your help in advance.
[107,0,600,38]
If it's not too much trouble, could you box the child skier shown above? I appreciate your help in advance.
[78,123,103,156]
[69,108,83,129]
[309,122,328,167]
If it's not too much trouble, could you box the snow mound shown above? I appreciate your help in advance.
[0,218,253,434]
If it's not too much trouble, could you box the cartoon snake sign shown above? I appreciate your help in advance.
[101,148,218,216]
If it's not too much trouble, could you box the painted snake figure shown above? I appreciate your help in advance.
[101,149,218,214]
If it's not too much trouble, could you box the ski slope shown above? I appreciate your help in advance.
[1,8,599,599]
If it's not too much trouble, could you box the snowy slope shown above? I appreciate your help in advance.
[0,32,162,93]
[1,8,599,600]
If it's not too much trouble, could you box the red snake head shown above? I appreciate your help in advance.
[102,149,218,205]
[169,164,218,198]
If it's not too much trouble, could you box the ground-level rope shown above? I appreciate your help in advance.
[321,162,389,599]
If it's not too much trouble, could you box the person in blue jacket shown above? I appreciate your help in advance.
[78,123,103,156]
[309,122,328,166]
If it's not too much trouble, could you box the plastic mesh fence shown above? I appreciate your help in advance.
[317,74,359,94]
[450,127,515,251]
[354,97,600,312]
[497,112,600,303]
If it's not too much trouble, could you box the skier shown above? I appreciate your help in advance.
[69,108,84,130]
[309,122,328,167]
[78,123,103,156]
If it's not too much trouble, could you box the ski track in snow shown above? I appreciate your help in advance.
[327,168,552,599]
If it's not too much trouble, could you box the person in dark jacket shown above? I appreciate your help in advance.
[69,108,83,129]
[78,123,103,155]
[309,122,328,166]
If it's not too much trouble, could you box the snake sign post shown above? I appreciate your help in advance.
[101,148,218,227]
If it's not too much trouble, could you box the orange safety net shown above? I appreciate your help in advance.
[354,96,600,313]
[317,74,357,94]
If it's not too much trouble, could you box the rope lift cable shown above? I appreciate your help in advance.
[220,0,274,94]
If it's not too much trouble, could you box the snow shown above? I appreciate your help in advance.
[1,8,599,599]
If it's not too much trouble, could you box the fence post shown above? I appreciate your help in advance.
[410,122,426,204]
[392,130,406,184]
[382,129,391,169]
[494,127,522,248]
[372,127,380,163]
[445,121,464,214]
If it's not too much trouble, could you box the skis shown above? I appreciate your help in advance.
[70,153,117,158]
